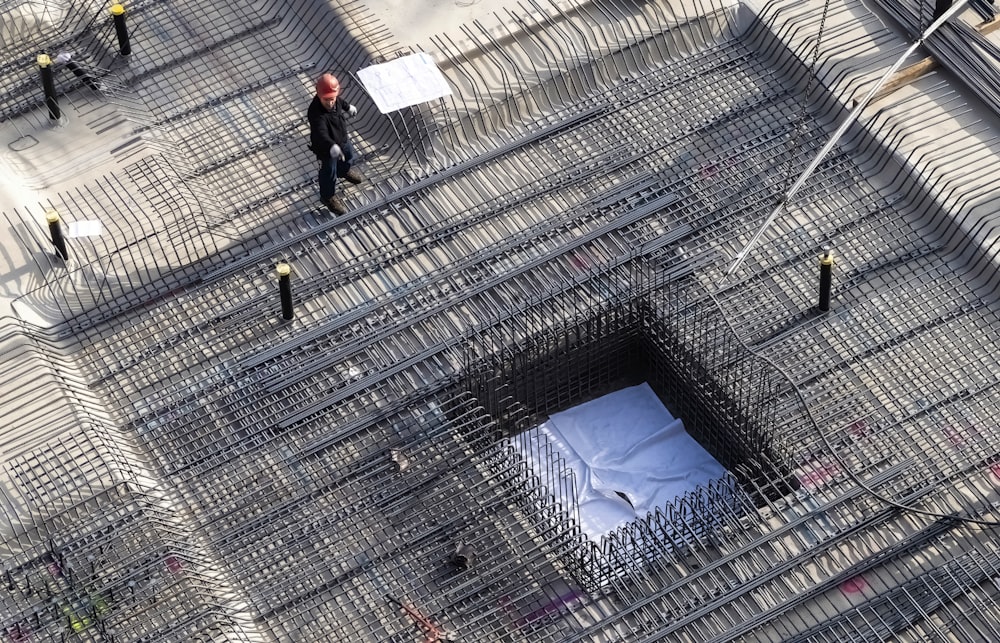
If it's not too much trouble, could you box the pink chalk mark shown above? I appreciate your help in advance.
[569,252,590,270]
[515,591,584,629]
[798,460,840,491]
[165,555,184,575]
[840,576,867,595]
[989,463,1000,483]
[848,419,869,438]
[943,425,965,447]
[698,164,718,179]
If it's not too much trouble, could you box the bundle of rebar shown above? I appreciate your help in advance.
[874,0,1000,116]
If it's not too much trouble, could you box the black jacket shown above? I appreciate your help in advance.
[307,95,349,159]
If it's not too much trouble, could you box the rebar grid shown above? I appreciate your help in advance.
[110,0,409,233]
[526,277,1000,643]
[7,0,766,332]
[1,427,251,642]
[418,0,740,166]
[874,0,1000,114]
[442,259,1000,643]
[0,0,118,132]
[72,31,804,433]
[4,154,226,328]
[171,392,593,642]
[5,0,409,332]
[4,0,1000,640]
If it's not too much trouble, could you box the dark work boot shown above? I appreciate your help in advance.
[324,195,347,215]
[344,168,364,185]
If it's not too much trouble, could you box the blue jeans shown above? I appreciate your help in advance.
[318,140,356,201]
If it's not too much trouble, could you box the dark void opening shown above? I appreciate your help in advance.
[463,291,798,509]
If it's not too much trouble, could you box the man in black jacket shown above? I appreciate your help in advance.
[308,73,364,215]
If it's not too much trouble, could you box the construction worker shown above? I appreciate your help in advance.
[308,73,364,215]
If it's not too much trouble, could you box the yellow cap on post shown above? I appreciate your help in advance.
[37,54,52,68]
[110,3,125,15]
[45,209,60,223]
[276,262,291,277]
[820,249,834,266]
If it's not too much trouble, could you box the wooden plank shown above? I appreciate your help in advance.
[854,16,1000,107]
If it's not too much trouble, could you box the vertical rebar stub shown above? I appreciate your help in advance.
[110,4,131,56]
[37,54,61,121]
[453,543,474,570]
[818,247,834,312]
[389,448,409,471]
[277,262,293,320]
[46,209,69,260]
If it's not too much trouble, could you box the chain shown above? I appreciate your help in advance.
[781,0,835,195]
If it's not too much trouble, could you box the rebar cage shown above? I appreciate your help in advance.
[457,263,795,592]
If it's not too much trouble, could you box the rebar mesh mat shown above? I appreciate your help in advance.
[4,0,1000,641]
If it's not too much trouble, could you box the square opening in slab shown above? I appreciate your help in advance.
[461,290,797,588]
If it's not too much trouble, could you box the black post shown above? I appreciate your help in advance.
[277,263,293,320]
[47,210,69,260]
[111,4,131,56]
[818,247,833,312]
[37,54,60,121]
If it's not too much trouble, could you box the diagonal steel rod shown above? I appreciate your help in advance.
[725,0,969,277]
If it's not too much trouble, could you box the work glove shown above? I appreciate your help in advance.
[347,104,358,117]
[330,144,343,161]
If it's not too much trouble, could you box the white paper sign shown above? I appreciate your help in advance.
[67,220,103,237]
[357,52,451,114]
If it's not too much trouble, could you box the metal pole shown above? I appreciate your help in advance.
[818,247,833,312]
[46,210,69,260]
[277,263,293,320]
[111,4,131,56]
[724,0,970,277]
[37,54,60,121]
